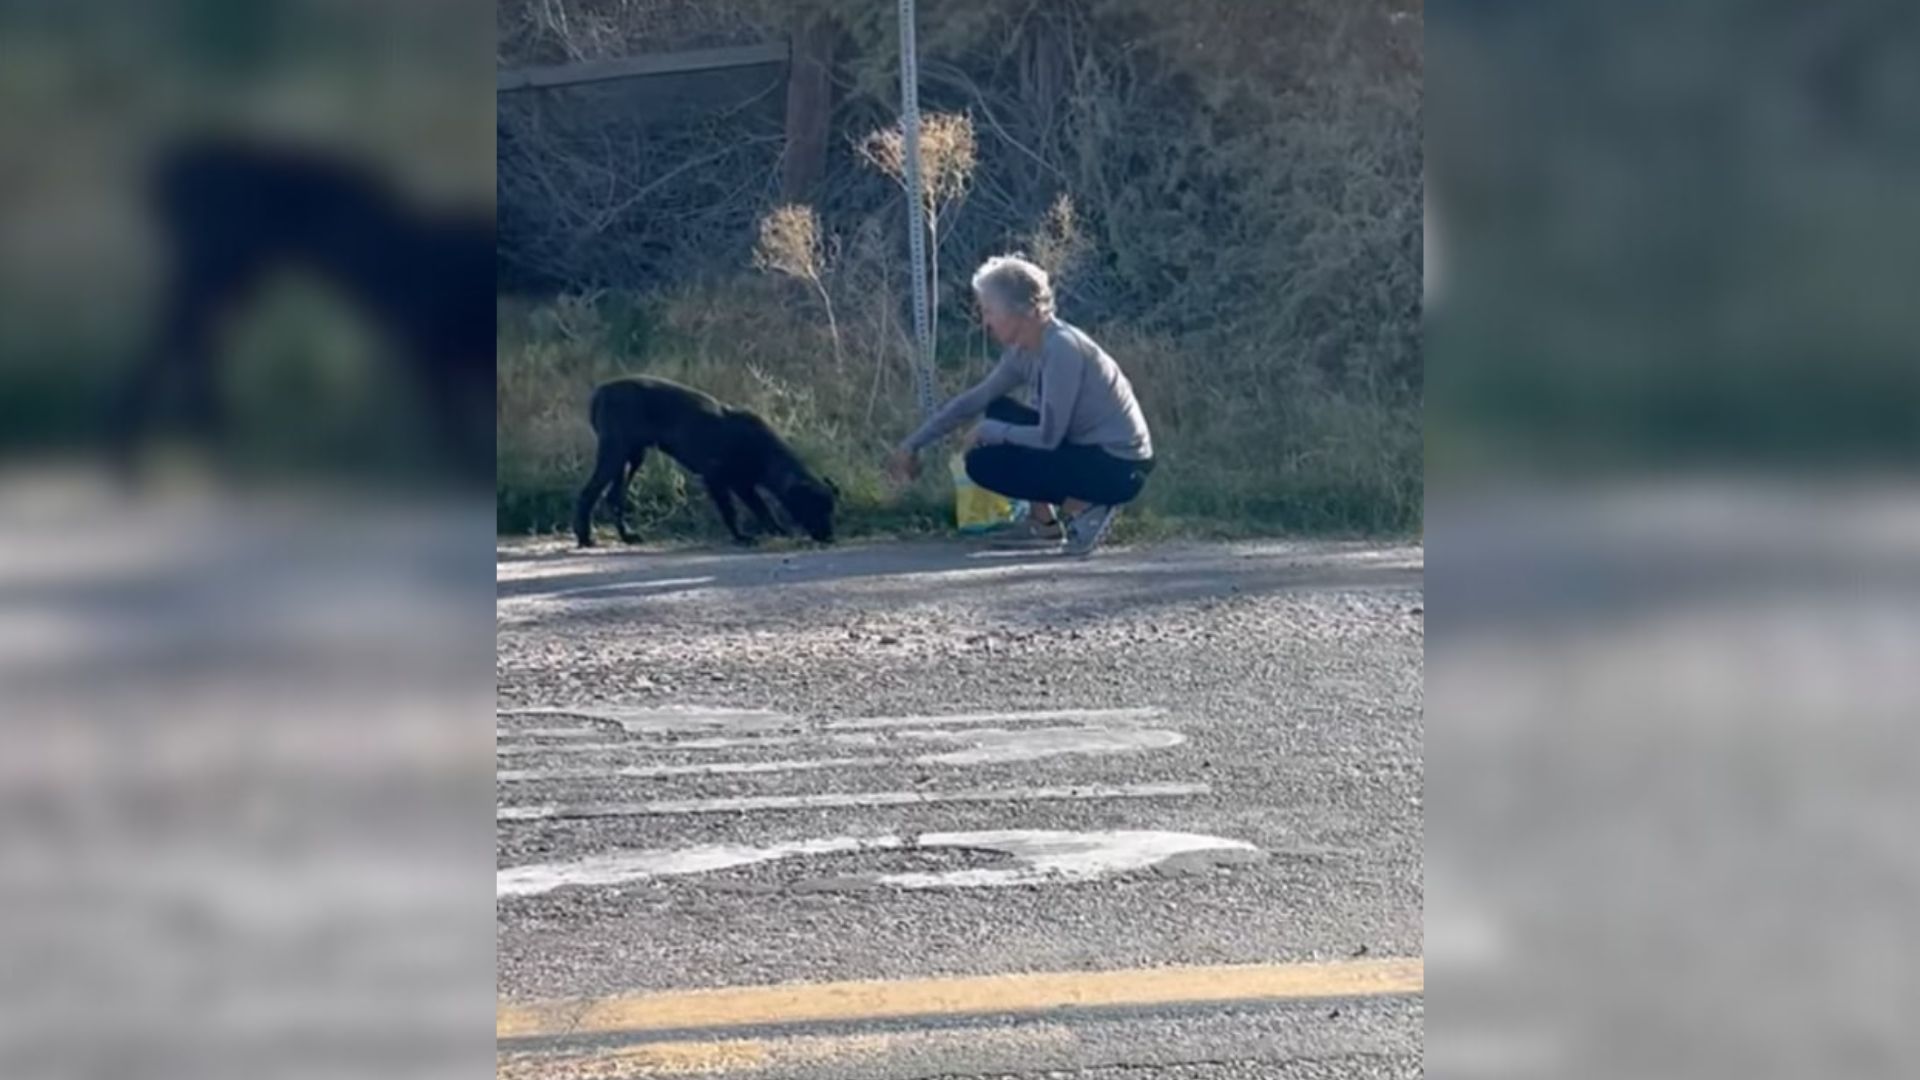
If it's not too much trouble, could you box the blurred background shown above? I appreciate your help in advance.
[1426,2,1919,1078]
[1,1,495,480]
[0,2,496,1079]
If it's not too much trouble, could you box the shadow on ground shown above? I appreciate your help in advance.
[497,537,1424,627]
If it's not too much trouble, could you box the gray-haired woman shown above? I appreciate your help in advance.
[888,255,1155,556]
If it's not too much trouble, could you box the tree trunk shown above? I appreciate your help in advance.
[780,12,837,206]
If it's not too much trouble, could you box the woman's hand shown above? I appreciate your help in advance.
[886,448,920,487]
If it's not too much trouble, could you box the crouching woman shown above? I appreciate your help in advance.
[887,255,1155,556]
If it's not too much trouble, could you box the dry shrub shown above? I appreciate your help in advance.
[752,205,825,280]
[1022,194,1090,283]
[856,112,978,214]
[753,204,844,370]
[857,112,978,363]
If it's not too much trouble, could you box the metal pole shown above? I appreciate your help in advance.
[898,0,936,418]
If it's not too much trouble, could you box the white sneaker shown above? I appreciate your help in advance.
[1064,504,1120,557]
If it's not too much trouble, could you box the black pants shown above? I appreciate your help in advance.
[964,399,1155,507]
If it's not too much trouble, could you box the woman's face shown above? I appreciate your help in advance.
[979,296,1027,347]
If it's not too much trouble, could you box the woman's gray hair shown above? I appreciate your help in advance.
[970,254,1056,320]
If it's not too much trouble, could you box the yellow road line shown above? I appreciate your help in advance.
[497,957,1422,1042]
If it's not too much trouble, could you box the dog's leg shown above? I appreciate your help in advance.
[113,274,226,483]
[733,482,786,537]
[573,437,625,547]
[612,447,647,544]
[703,475,753,545]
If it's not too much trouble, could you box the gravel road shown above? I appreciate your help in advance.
[496,536,1424,1078]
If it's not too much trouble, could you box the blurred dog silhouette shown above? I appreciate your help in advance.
[114,135,494,481]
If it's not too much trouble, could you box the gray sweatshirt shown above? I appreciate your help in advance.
[901,320,1153,460]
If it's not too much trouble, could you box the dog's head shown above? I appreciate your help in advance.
[781,475,838,544]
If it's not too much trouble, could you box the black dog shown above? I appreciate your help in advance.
[574,377,837,547]
[114,134,495,480]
